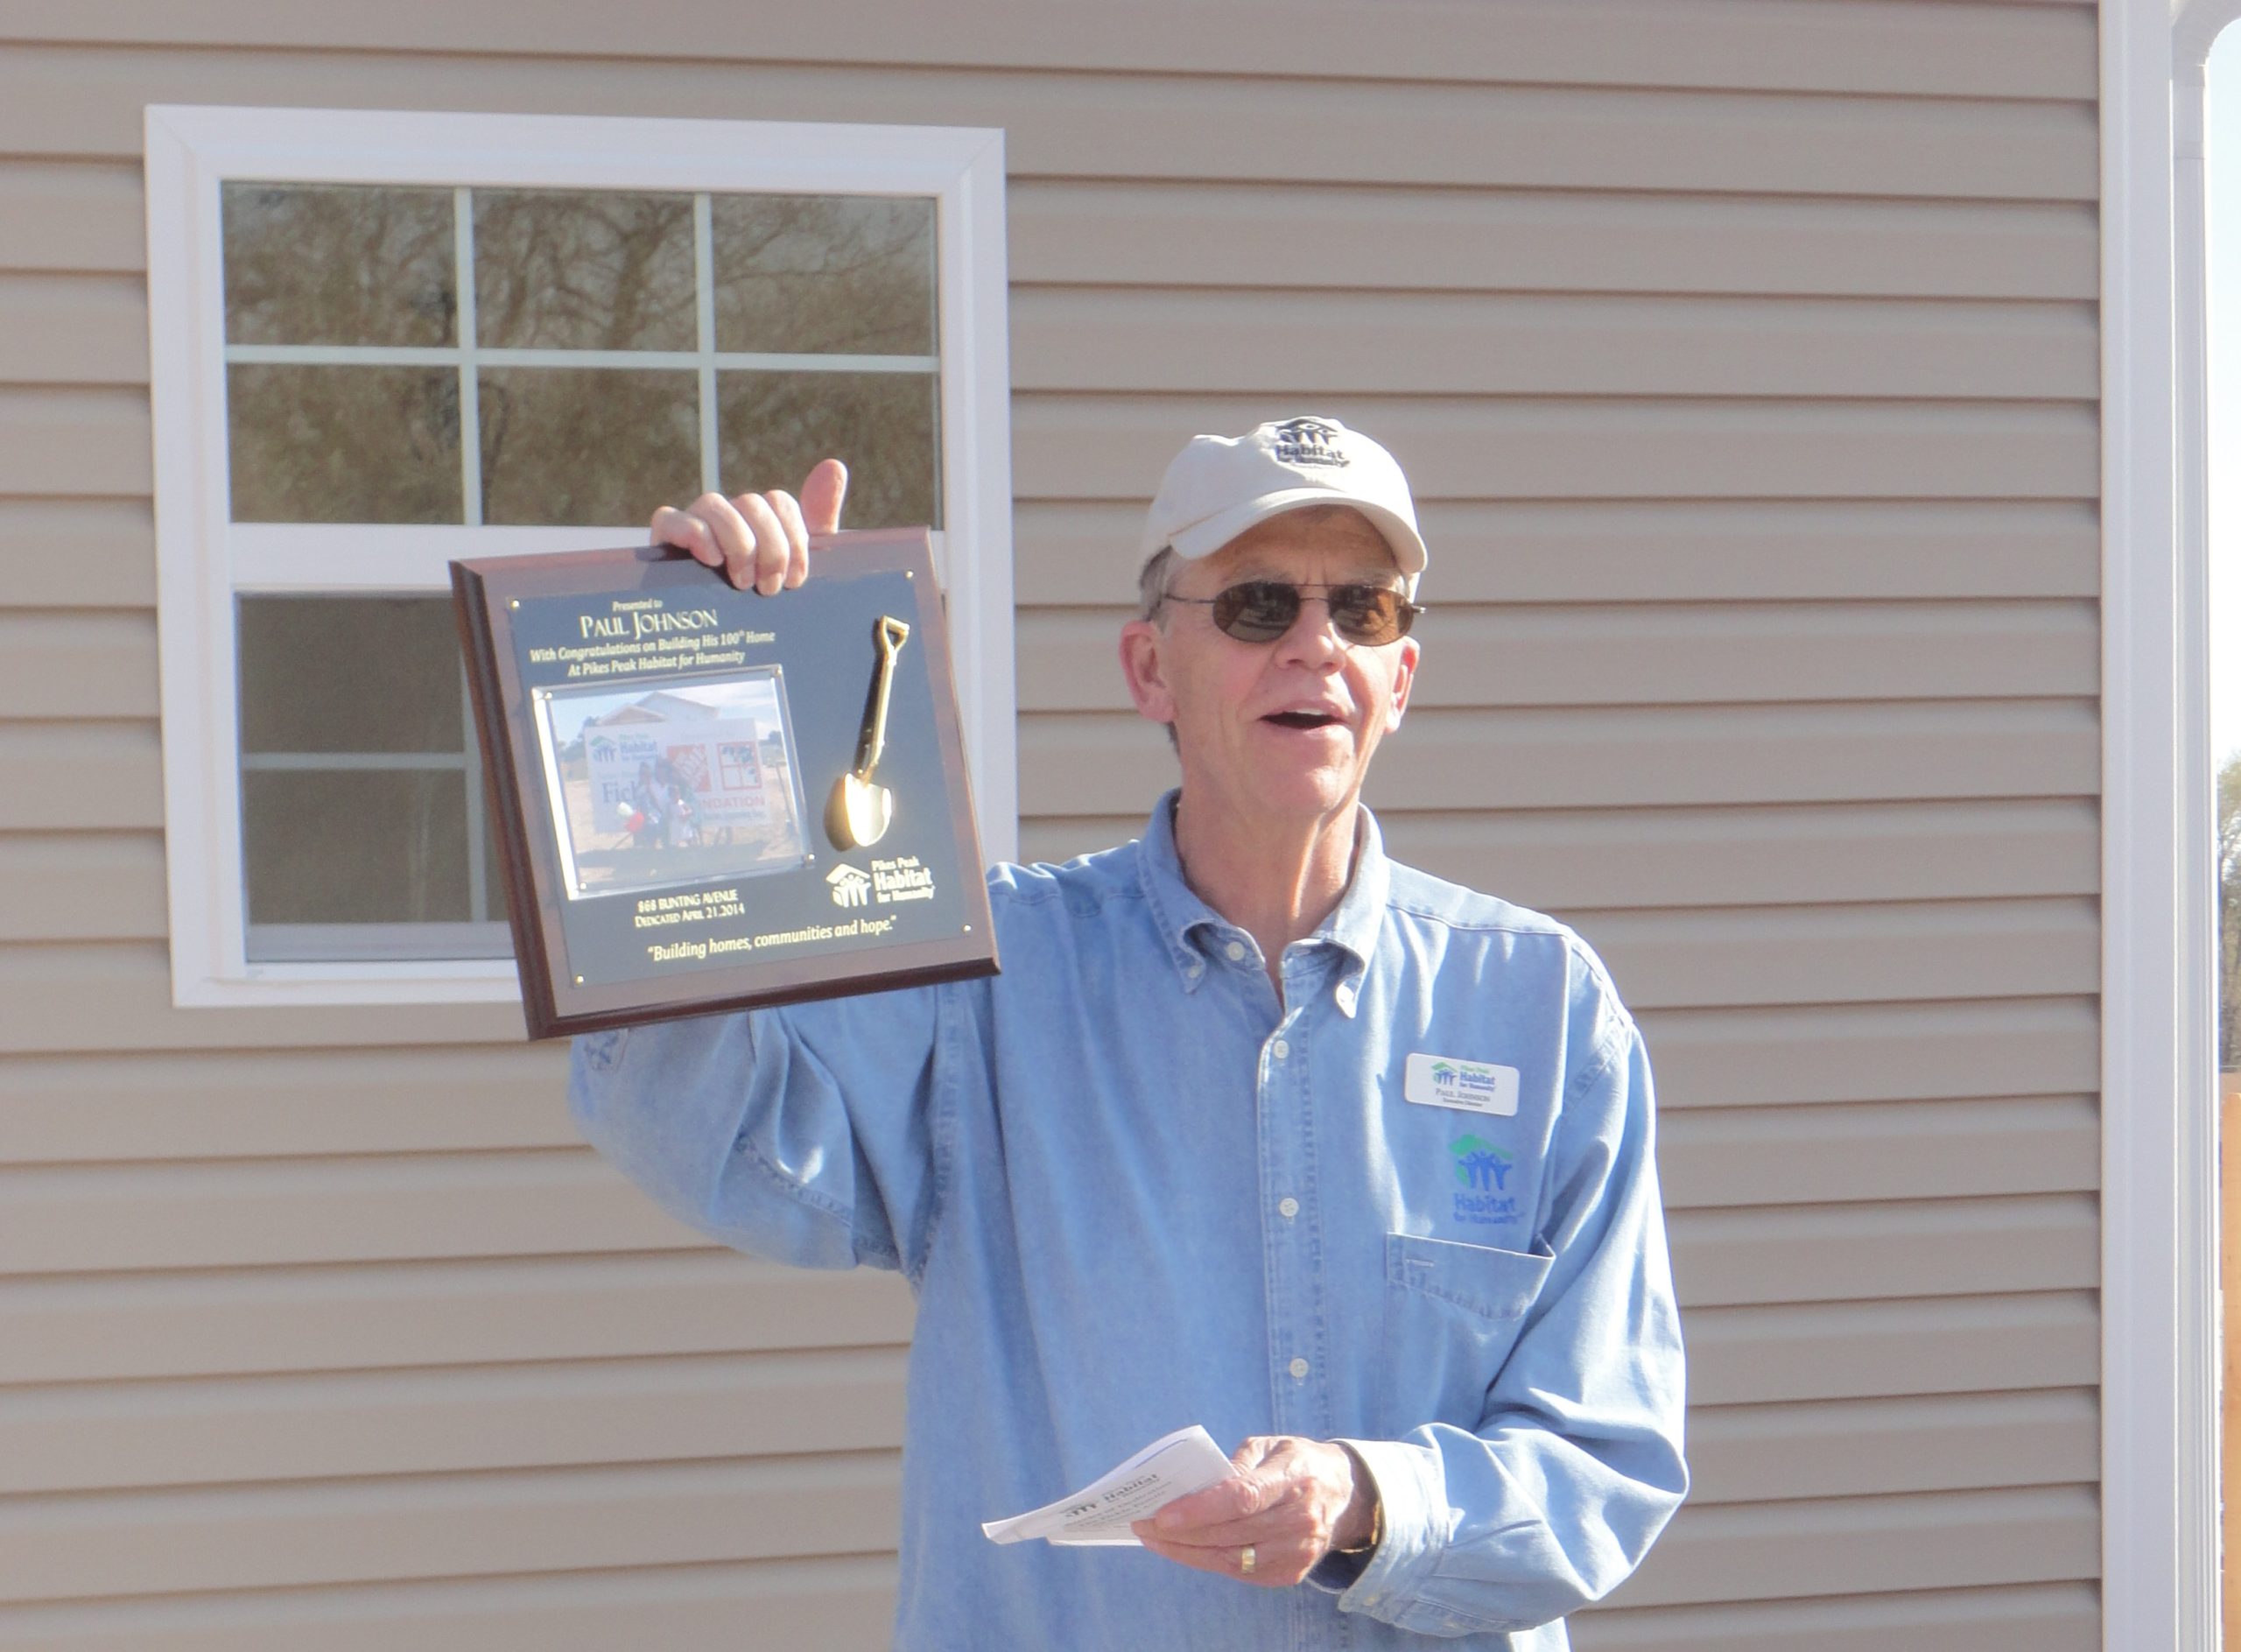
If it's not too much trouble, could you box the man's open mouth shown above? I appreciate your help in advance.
[1264,711,1342,729]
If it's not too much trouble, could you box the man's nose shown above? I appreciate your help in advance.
[1272,594,1349,663]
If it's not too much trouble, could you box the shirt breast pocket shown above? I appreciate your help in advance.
[1380,1233,1553,1432]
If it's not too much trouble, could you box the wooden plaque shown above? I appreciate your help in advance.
[453,530,998,1039]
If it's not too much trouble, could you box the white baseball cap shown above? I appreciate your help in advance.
[1140,416,1428,592]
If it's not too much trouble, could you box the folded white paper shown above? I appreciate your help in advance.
[981,1424,1235,1546]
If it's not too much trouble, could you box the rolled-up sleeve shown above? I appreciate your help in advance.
[568,980,956,1282]
[1330,990,1687,1638]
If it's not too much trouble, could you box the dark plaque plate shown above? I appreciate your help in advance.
[453,530,997,1038]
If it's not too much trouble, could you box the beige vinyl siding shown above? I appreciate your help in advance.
[0,1,2100,1647]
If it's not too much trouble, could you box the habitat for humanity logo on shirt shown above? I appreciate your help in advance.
[1450,1134,1521,1227]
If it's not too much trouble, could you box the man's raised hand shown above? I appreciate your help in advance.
[650,458,848,594]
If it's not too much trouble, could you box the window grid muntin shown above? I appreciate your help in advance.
[453,186,481,527]
[694,192,720,496]
[238,751,467,771]
[224,344,938,372]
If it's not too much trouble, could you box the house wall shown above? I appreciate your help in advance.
[0,1,2103,1646]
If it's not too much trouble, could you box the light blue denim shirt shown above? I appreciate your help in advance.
[571,795,1686,1648]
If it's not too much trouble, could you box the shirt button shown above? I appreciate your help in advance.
[1270,1037,1289,1059]
[1278,1197,1300,1220]
[1225,940,1247,962]
[1289,1357,1310,1380]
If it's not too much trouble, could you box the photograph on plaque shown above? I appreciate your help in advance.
[453,529,997,1038]
[533,668,812,902]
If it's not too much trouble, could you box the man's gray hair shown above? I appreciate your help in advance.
[1136,545,1183,626]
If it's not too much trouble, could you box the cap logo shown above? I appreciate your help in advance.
[1269,418,1347,469]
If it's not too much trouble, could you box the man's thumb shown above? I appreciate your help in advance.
[802,458,848,536]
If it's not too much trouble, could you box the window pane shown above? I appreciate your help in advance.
[479,368,699,526]
[238,597,462,755]
[474,189,697,352]
[242,770,470,925]
[719,369,938,529]
[228,364,461,524]
[222,182,455,347]
[713,194,936,356]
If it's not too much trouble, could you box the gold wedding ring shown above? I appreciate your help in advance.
[1239,1544,1257,1576]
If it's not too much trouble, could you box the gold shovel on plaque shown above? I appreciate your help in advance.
[825,615,912,850]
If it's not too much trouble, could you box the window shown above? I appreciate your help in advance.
[146,107,1015,1007]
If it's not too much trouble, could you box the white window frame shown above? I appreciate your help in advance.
[144,105,1015,1009]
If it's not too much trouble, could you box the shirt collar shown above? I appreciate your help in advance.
[1135,790,1387,1009]
[1135,791,1225,990]
[1319,807,1390,998]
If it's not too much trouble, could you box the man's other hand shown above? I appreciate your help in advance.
[1130,1435,1375,1588]
[650,458,848,594]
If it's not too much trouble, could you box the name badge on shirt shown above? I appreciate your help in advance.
[1404,1053,1521,1117]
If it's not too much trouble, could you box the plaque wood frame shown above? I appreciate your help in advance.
[453,530,997,1039]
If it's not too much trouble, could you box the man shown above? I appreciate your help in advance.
[573,418,1686,1648]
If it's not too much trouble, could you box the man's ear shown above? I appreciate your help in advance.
[1119,618,1177,727]
[1385,636,1420,732]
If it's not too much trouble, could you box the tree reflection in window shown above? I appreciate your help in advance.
[474,189,698,353]
[222,181,456,347]
[714,194,936,357]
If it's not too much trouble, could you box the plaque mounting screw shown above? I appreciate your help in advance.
[509,600,520,609]
[964,924,973,933]
[573,975,584,985]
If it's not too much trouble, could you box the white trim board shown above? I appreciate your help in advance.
[144,104,1016,1009]
[2103,4,2223,1649]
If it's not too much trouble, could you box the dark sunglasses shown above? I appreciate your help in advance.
[1163,580,1423,646]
